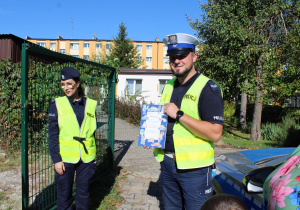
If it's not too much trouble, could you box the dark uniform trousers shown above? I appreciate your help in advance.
[55,160,96,210]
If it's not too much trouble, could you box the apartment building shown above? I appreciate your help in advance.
[26,36,170,69]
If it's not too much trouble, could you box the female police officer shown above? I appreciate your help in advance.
[48,67,97,209]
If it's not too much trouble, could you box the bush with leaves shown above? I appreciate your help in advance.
[0,58,22,153]
[115,96,142,126]
[274,115,300,147]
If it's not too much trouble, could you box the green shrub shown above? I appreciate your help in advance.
[274,115,300,147]
[228,116,239,126]
[0,58,22,154]
[282,108,300,122]
[223,101,236,121]
[261,122,279,141]
[115,97,142,126]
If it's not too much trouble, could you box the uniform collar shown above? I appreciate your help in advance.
[68,95,85,104]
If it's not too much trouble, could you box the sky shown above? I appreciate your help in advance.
[1,0,207,42]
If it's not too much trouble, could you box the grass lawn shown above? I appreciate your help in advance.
[221,123,279,149]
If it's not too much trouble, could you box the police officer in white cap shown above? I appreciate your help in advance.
[152,33,224,209]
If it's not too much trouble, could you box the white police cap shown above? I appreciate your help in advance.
[163,33,199,56]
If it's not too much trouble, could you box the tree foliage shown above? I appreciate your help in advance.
[107,22,142,69]
[189,0,300,141]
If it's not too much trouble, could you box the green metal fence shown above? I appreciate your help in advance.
[20,43,116,209]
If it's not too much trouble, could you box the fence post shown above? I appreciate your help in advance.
[21,43,29,209]
[107,69,116,167]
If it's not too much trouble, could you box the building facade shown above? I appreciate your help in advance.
[117,69,173,104]
[26,36,170,70]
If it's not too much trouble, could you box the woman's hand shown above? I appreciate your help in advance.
[55,161,65,175]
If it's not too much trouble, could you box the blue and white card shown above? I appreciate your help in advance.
[138,104,168,149]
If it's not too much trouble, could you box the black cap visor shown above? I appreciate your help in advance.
[166,48,194,56]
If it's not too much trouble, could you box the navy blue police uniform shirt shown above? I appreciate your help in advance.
[164,71,224,152]
[48,96,87,164]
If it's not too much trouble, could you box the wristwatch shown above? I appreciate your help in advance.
[176,110,184,122]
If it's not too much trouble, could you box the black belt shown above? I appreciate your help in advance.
[73,137,88,154]
[166,130,173,136]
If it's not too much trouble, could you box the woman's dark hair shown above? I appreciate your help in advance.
[73,77,85,97]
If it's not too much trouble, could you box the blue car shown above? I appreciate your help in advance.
[212,147,296,210]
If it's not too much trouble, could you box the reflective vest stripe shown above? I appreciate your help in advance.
[56,96,97,163]
[173,138,209,146]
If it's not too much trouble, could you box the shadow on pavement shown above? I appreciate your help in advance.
[114,139,134,166]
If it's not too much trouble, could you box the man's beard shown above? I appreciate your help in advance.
[171,66,192,78]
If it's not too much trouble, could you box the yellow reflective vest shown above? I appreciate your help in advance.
[154,74,215,169]
[55,96,97,163]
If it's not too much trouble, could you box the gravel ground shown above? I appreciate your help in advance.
[0,160,22,210]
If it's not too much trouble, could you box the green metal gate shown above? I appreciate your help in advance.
[21,43,116,209]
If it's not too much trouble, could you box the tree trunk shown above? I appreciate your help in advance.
[251,55,263,141]
[251,91,262,141]
[238,78,248,129]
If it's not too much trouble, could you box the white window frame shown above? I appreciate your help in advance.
[83,55,89,60]
[50,42,56,48]
[84,43,89,48]
[37,42,46,47]
[163,57,169,63]
[60,49,65,54]
[146,45,152,50]
[70,43,79,49]
[126,79,142,95]
[106,43,112,50]
[159,79,169,95]
[96,43,101,48]
[136,44,142,51]
[146,57,152,62]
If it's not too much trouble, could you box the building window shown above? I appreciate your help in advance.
[106,43,112,50]
[164,45,168,50]
[83,55,89,60]
[146,57,152,62]
[84,43,89,48]
[136,44,142,51]
[146,45,152,50]
[126,79,142,95]
[60,49,65,54]
[70,43,79,49]
[37,42,46,47]
[96,56,101,61]
[163,57,169,63]
[50,42,56,48]
[136,56,142,62]
[159,80,169,95]
[96,43,101,48]
[72,55,79,58]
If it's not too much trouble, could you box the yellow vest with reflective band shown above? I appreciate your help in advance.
[55,96,97,163]
[154,74,215,169]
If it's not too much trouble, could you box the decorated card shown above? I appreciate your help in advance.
[138,104,167,149]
